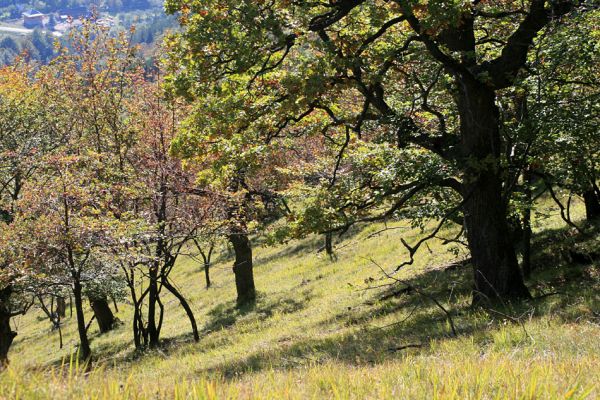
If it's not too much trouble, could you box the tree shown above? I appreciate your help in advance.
[165,0,595,303]
[525,8,600,223]
[2,23,146,361]
[0,62,57,366]
[189,209,225,289]
[35,22,145,339]
[170,128,294,306]
[5,152,136,361]
[192,235,216,289]
[121,79,209,348]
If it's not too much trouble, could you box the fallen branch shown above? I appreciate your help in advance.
[484,307,535,343]
[85,315,96,333]
[365,257,457,336]
[532,291,564,300]
[380,286,412,301]
[388,343,423,352]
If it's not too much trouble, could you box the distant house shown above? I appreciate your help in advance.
[22,9,46,29]
[96,17,115,29]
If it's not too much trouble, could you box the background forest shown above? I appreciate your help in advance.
[0,0,599,399]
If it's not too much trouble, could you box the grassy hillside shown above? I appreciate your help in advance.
[1,200,599,399]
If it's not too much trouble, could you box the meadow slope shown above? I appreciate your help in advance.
[1,201,599,399]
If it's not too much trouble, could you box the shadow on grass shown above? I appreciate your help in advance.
[252,236,324,266]
[194,223,599,378]
[37,223,598,377]
[203,292,312,333]
[251,222,386,267]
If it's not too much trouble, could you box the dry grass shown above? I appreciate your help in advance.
[1,198,598,399]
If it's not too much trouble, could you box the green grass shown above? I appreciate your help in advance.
[1,199,599,399]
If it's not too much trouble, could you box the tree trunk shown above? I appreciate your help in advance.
[228,232,256,306]
[89,296,115,334]
[72,281,91,361]
[162,279,200,342]
[56,296,66,318]
[325,232,334,258]
[112,297,119,313]
[147,265,160,348]
[583,188,600,221]
[126,270,148,350]
[204,262,211,289]
[198,245,213,289]
[457,80,530,304]
[0,287,16,368]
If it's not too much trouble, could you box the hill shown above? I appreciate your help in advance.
[0,198,598,399]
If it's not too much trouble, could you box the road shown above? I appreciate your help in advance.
[0,25,62,37]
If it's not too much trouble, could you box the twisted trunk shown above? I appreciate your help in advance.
[162,278,199,342]
[147,264,160,348]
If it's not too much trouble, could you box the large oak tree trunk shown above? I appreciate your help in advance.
[0,286,16,367]
[89,296,115,333]
[457,80,530,304]
[72,281,91,360]
[228,232,256,306]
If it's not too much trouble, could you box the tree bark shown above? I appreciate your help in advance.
[583,188,600,221]
[72,281,91,361]
[204,262,211,288]
[457,79,530,304]
[56,296,66,318]
[228,232,256,306]
[112,297,119,313]
[198,244,213,289]
[147,264,160,348]
[325,232,334,258]
[0,286,16,368]
[89,296,115,334]
[162,278,200,342]
[126,268,148,350]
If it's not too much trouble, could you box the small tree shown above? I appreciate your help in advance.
[6,153,137,361]
[121,79,210,348]
[0,62,58,366]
